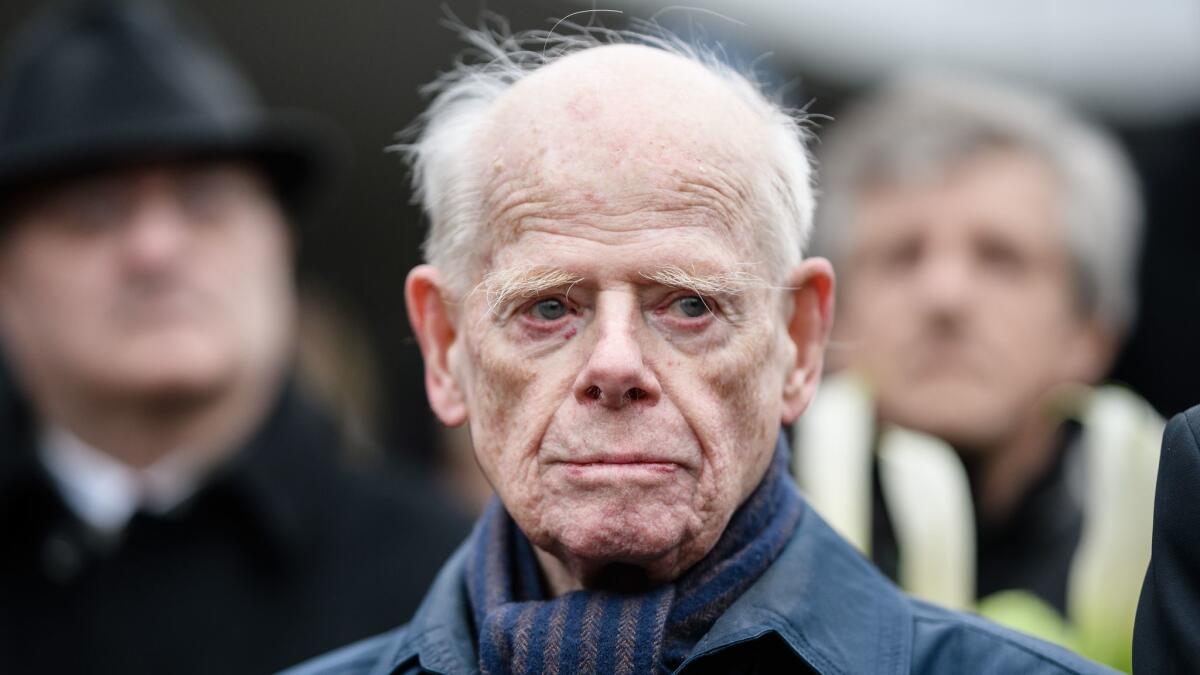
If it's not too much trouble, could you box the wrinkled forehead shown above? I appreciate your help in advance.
[474,45,771,245]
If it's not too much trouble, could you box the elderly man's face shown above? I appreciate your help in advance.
[836,148,1109,451]
[409,46,832,587]
[0,162,294,412]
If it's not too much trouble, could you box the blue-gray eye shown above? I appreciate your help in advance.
[531,298,567,321]
[675,296,709,318]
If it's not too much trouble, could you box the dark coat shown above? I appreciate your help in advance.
[286,494,1115,675]
[0,378,471,675]
[1134,404,1200,674]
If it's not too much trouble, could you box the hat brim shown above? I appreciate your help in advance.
[0,108,346,220]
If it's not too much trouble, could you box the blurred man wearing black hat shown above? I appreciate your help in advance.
[0,2,467,673]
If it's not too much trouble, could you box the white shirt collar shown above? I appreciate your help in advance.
[38,426,207,534]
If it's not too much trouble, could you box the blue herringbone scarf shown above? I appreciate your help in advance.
[467,437,802,675]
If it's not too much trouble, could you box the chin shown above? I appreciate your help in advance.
[102,342,237,400]
[883,385,1009,450]
[533,495,696,569]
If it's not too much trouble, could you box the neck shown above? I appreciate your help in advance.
[535,547,583,596]
[533,545,683,597]
[31,367,284,471]
[957,409,1063,524]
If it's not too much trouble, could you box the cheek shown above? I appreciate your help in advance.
[0,258,116,391]
[464,331,568,475]
[980,281,1070,359]
[219,218,291,295]
[195,225,292,359]
[690,322,782,491]
[989,301,1079,385]
[6,257,108,342]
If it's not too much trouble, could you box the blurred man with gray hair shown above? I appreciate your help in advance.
[793,74,1161,670]
[288,22,1114,675]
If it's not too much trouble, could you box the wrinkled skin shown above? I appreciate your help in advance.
[408,46,833,591]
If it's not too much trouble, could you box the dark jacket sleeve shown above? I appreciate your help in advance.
[1134,406,1200,674]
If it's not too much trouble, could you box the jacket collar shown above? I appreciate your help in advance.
[383,490,913,675]
[185,377,345,561]
[0,372,341,565]
[386,536,480,675]
[684,499,913,674]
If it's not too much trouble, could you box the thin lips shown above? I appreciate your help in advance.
[558,454,680,466]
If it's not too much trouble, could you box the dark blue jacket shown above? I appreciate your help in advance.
[1134,404,1200,674]
[285,496,1114,674]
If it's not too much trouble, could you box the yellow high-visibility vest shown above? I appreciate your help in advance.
[793,373,1162,672]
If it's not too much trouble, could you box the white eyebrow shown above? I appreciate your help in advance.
[639,264,766,296]
[477,265,584,318]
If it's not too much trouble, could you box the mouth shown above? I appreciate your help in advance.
[908,345,987,377]
[564,460,678,470]
[553,454,683,485]
[561,450,680,465]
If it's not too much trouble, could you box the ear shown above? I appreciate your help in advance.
[405,265,468,427]
[780,257,836,424]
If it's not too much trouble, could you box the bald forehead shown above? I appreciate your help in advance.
[494,44,756,125]
[481,45,767,193]
[470,44,773,258]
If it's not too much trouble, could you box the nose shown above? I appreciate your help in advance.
[119,183,192,275]
[917,248,972,317]
[573,305,661,410]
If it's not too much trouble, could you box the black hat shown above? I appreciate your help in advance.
[0,0,343,217]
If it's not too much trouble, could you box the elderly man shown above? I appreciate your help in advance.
[792,75,1162,670]
[0,3,465,674]
[289,25,1112,675]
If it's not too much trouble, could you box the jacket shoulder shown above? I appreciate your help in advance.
[908,601,1118,674]
[1172,404,1200,453]
[279,626,411,675]
[1132,404,1200,673]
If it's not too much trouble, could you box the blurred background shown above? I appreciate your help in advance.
[0,2,1194,671]
[0,0,1194,474]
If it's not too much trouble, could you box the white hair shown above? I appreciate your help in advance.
[395,15,816,296]
[814,73,1143,336]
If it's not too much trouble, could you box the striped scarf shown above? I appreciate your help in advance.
[467,439,802,675]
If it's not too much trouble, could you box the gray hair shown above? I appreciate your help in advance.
[814,73,1143,336]
[396,16,816,296]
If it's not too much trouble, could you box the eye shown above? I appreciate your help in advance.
[672,295,711,318]
[976,235,1027,275]
[177,166,264,222]
[56,181,132,231]
[878,237,922,273]
[529,298,568,321]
